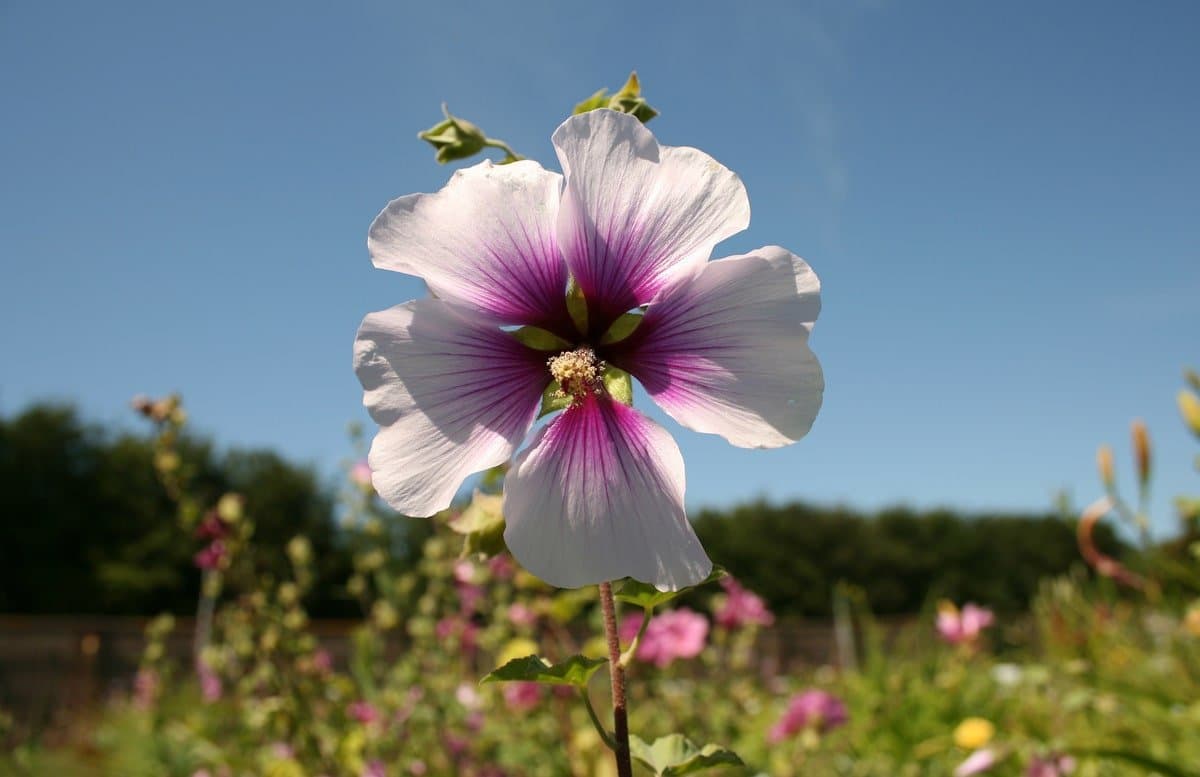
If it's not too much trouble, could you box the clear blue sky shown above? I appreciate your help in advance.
[2,1,1197,533]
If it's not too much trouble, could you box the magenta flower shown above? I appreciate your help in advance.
[348,700,381,726]
[502,681,544,712]
[768,689,848,743]
[351,459,373,489]
[356,110,823,590]
[194,510,229,541]
[630,608,709,668]
[714,576,775,630]
[193,540,227,570]
[196,658,222,703]
[937,602,996,646]
[1027,754,1076,777]
[362,761,387,777]
[506,603,537,628]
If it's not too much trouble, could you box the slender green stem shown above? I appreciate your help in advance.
[599,581,633,777]
[618,608,652,668]
[579,688,617,751]
[483,138,524,162]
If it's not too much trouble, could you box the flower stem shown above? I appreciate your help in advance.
[599,581,633,777]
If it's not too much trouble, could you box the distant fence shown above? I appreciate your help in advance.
[0,614,914,729]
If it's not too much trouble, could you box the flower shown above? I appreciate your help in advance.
[767,689,848,742]
[196,658,222,703]
[356,109,823,590]
[351,459,373,489]
[937,602,995,646]
[1027,754,1076,777]
[955,748,998,777]
[953,717,995,750]
[347,700,381,726]
[194,540,227,570]
[714,576,774,629]
[626,608,709,668]
[362,760,387,777]
[502,681,543,712]
[506,602,537,628]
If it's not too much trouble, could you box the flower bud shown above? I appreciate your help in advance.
[1179,390,1200,438]
[418,104,488,164]
[1096,445,1115,490]
[1131,420,1151,489]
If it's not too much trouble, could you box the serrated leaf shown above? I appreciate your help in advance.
[480,654,607,688]
[629,734,745,776]
[604,367,633,406]
[599,311,644,345]
[616,567,728,610]
[511,325,572,351]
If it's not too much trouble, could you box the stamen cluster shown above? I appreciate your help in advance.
[547,347,605,404]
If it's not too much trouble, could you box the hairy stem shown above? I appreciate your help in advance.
[599,581,633,777]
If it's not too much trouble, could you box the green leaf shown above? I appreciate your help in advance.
[604,367,633,406]
[480,654,607,688]
[511,326,572,351]
[539,382,573,418]
[599,311,644,345]
[1072,749,1200,777]
[448,491,507,557]
[609,71,659,124]
[629,734,745,776]
[615,567,727,610]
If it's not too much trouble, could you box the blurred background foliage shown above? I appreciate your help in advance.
[0,401,1126,619]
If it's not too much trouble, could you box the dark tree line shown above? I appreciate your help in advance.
[0,403,1124,617]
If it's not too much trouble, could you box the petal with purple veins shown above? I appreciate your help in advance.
[503,394,711,590]
[552,110,750,331]
[355,299,548,516]
[613,246,823,449]
[368,160,571,332]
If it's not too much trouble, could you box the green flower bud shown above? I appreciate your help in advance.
[418,104,488,164]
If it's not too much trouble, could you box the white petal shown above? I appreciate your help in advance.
[368,160,570,331]
[551,110,750,323]
[354,299,546,516]
[615,246,823,449]
[503,395,712,590]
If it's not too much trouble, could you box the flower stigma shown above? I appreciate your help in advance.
[547,347,605,405]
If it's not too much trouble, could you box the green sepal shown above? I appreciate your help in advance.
[573,88,612,115]
[599,311,644,345]
[448,491,507,557]
[615,567,727,610]
[566,277,588,334]
[480,654,607,688]
[604,367,633,407]
[539,382,572,418]
[609,72,659,124]
[511,326,572,351]
[629,734,745,776]
[418,104,488,164]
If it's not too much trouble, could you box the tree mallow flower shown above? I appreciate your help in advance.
[356,109,824,590]
[714,575,775,630]
[937,602,996,646]
[620,608,709,667]
[767,689,848,742]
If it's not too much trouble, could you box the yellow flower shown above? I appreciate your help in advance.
[953,717,995,750]
[497,637,539,667]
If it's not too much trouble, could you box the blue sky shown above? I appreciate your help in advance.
[2,1,1197,534]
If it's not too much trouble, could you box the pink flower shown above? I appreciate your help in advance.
[507,603,537,628]
[270,742,295,760]
[348,700,381,726]
[311,648,333,674]
[502,681,543,712]
[487,554,516,580]
[767,689,848,742]
[194,540,227,570]
[453,560,478,585]
[133,667,159,710]
[714,576,774,630]
[1027,754,1076,777]
[351,459,374,488]
[356,110,823,590]
[195,511,229,541]
[955,748,998,776]
[634,608,708,668]
[196,659,222,703]
[408,763,428,777]
[937,602,996,646]
[362,761,387,777]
